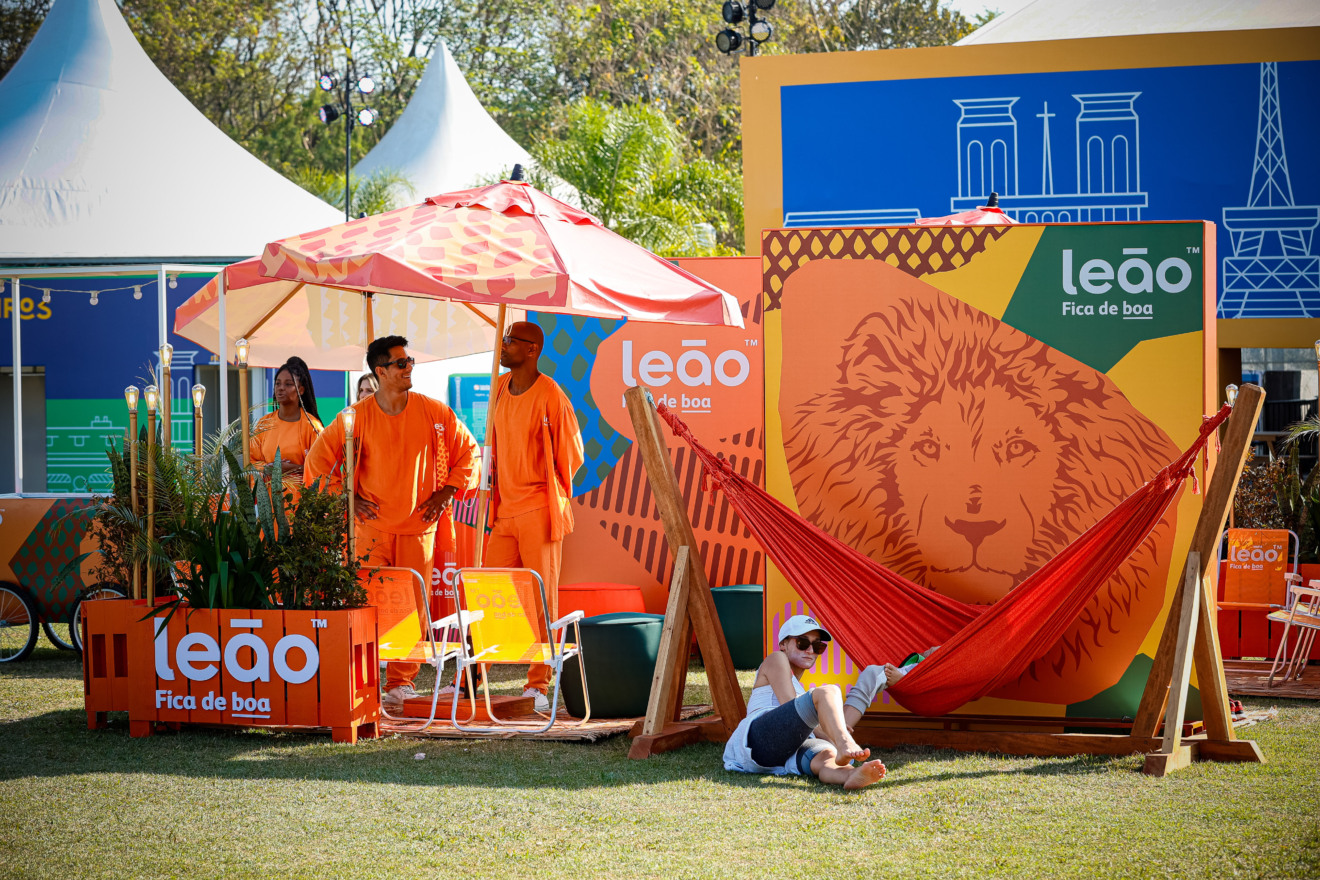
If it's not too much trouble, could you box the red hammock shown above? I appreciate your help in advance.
[656,402,1229,717]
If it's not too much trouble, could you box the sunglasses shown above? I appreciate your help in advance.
[502,334,537,346]
[384,356,415,370]
[792,636,829,654]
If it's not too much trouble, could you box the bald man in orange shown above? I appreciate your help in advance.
[304,335,480,710]
[487,320,585,712]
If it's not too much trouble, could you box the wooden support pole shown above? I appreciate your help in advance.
[642,547,692,737]
[1143,554,1201,777]
[624,385,745,735]
[1133,384,1265,739]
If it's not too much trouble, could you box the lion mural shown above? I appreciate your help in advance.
[779,265,1180,705]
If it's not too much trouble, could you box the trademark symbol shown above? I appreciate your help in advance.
[311,619,327,629]
[1186,246,1200,254]
[744,339,758,347]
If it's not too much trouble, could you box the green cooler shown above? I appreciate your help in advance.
[561,612,664,718]
[711,583,764,669]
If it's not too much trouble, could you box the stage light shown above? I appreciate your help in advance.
[356,107,378,126]
[319,73,336,91]
[717,29,742,53]
[753,0,775,9]
[319,104,341,124]
[751,19,772,41]
[722,1,744,24]
[357,75,375,94]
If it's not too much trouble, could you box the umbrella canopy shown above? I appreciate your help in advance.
[916,193,1016,227]
[258,179,744,329]
[174,256,515,370]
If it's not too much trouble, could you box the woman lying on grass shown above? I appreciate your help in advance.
[723,615,893,790]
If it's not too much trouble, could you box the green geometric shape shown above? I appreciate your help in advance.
[1002,223,1207,373]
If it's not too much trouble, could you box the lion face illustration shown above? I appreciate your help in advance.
[780,272,1180,704]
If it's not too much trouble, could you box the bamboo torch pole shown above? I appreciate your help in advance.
[343,407,356,565]
[236,338,251,467]
[144,385,159,604]
[124,386,140,600]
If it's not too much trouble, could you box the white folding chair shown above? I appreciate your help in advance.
[1267,580,1320,687]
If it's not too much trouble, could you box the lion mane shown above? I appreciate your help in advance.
[781,291,1181,703]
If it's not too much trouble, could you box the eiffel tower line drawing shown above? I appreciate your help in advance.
[1220,62,1320,319]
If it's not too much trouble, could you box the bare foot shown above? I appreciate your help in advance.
[834,735,870,763]
[843,759,886,790]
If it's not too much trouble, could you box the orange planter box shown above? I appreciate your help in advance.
[83,599,380,743]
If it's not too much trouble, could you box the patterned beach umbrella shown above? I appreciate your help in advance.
[174,256,512,370]
[257,178,744,328]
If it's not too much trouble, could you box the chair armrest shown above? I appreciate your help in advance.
[549,609,585,630]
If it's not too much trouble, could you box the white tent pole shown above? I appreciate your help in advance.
[217,271,229,430]
[10,277,22,494]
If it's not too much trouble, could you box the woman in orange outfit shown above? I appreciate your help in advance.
[250,357,324,507]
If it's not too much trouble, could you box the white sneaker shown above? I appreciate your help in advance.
[523,687,550,713]
[382,684,419,709]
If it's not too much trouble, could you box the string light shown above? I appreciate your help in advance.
[0,280,161,299]
[41,289,51,304]
[89,291,99,306]
[168,275,178,289]
[133,285,143,300]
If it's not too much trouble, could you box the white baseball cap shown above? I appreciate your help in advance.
[777,614,832,644]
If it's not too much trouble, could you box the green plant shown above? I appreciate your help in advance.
[65,417,366,612]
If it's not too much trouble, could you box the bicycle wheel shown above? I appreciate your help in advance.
[0,583,39,663]
[70,585,127,654]
[42,618,77,651]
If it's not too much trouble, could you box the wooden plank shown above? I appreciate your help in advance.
[1194,738,1265,764]
[1133,384,1265,737]
[624,385,745,734]
[1143,742,1197,777]
[665,614,694,724]
[628,722,704,759]
[641,548,691,737]
[1159,554,1203,757]
[1192,545,1237,742]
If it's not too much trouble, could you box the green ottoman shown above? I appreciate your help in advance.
[711,584,765,669]
[561,612,664,719]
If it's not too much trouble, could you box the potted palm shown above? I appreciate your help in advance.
[79,422,379,743]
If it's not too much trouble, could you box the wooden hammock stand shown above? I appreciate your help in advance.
[623,383,1267,776]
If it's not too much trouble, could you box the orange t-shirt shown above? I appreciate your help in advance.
[304,393,479,535]
[491,373,584,527]
[250,411,323,485]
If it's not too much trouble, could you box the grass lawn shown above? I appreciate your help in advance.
[2,633,1318,880]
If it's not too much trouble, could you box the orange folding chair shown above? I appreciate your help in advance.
[449,567,591,733]
[362,566,462,731]
[1267,581,1320,686]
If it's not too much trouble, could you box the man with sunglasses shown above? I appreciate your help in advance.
[722,615,889,789]
[486,320,584,713]
[305,335,480,709]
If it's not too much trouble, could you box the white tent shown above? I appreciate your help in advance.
[351,41,534,197]
[958,0,1320,44]
[0,0,341,264]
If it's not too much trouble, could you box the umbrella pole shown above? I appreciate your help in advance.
[473,305,506,567]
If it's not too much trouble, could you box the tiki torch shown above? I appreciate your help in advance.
[236,337,250,467]
[124,385,140,600]
[144,384,159,603]
[159,343,173,453]
[192,384,206,457]
[343,406,356,564]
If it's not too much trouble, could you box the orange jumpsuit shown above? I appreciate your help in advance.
[304,393,479,691]
[487,372,584,694]
[250,411,324,508]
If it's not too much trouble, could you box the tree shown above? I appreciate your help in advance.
[0,0,51,81]
[532,98,742,257]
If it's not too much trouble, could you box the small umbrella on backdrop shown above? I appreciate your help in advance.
[255,166,744,561]
[915,192,1016,227]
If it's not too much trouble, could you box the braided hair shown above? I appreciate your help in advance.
[275,356,320,423]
